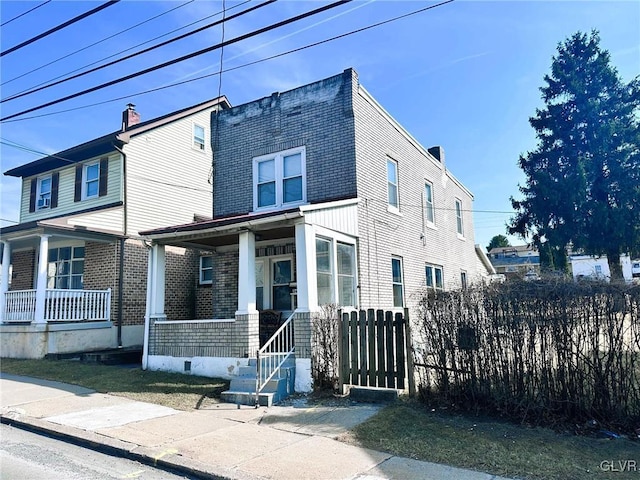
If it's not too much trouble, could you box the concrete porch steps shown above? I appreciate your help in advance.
[221,356,295,407]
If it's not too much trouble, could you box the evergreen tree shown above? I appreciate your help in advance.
[486,234,511,252]
[509,31,640,280]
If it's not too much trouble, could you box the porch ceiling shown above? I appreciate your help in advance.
[154,225,295,249]
[1,223,121,249]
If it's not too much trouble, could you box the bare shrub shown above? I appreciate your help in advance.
[414,279,640,433]
[311,304,340,391]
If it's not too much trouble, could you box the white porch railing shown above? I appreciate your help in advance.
[3,289,111,322]
[255,311,295,406]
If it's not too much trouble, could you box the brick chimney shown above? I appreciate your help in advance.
[122,103,140,131]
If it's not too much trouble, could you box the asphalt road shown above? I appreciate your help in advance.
[0,424,197,480]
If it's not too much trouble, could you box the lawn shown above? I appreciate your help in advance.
[2,358,638,479]
[0,358,229,411]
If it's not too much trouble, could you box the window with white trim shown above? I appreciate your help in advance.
[83,162,100,199]
[316,238,333,305]
[315,237,356,307]
[392,256,404,307]
[199,256,213,284]
[253,147,306,210]
[193,123,205,151]
[387,158,399,210]
[460,270,468,289]
[455,198,464,236]
[48,246,84,289]
[426,264,444,290]
[424,182,434,225]
[37,176,52,210]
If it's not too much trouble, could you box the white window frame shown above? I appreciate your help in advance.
[391,256,404,308]
[193,123,206,151]
[199,256,213,285]
[387,157,399,212]
[460,270,468,289]
[426,263,444,290]
[83,161,100,200]
[47,245,85,290]
[315,234,358,308]
[253,147,306,211]
[424,181,435,227]
[37,175,52,210]
[316,237,334,306]
[455,198,464,237]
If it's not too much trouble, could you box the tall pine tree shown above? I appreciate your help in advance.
[509,31,640,280]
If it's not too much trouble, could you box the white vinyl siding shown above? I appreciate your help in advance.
[20,153,122,224]
[125,106,220,235]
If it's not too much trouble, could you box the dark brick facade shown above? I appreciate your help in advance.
[10,249,35,290]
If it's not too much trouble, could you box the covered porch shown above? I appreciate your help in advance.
[141,199,360,392]
[0,222,119,358]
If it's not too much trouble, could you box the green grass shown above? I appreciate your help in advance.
[0,358,229,411]
[343,400,640,480]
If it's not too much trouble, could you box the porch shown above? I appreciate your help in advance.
[140,199,360,395]
[4,288,111,323]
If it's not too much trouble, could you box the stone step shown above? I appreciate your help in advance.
[220,391,275,407]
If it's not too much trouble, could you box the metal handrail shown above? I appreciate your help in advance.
[255,311,295,407]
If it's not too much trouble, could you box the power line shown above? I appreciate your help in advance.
[0,0,351,122]
[0,0,51,27]
[3,0,452,122]
[3,1,252,99]
[0,1,121,58]
[2,0,275,103]
[1,0,196,87]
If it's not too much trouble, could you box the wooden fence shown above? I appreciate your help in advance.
[338,308,414,393]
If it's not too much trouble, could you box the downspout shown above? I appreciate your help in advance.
[113,142,128,347]
[141,240,154,370]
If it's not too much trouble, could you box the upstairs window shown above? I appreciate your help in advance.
[387,158,399,210]
[424,182,434,225]
[455,198,464,236]
[74,158,108,202]
[84,162,100,199]
[253,147,306,210]
[193,124,205,151]
[37,176,52,210]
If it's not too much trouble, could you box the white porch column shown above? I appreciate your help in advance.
[236,230,257,315]
[295,222,317,312]
[34,235,50,323]
[149,244,166,318]
[0,241,11,323]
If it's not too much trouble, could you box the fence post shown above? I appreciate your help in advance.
[404,307,416,397]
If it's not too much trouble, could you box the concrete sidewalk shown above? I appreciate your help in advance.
[0,374,511,480]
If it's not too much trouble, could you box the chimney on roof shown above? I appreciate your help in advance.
[428,146,445,164]
[122,103,140,131]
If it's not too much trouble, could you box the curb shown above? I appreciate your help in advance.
[1,412,262,480]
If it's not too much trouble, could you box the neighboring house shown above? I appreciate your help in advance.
[570,253,635,282]
[0,98,230,358]
[140,69,487,393]
[488,244,540,278]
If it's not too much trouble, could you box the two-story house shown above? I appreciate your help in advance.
[139,69,492,395]
[0,97,230,358]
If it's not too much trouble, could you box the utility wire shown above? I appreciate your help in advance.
[1,0,196,87]
[3,0,453,123]
[0,0,351,122]
[1,0,51,27]
[0,1,121,58]
[2,0,275,103]
[4,0,252,98]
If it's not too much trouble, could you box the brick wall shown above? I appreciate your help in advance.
[211,69,357,218]
[10,249,35,290]
[84,242,119,322]
[149,312,258,358]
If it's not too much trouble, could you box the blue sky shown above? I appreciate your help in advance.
[1,0,638,249]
